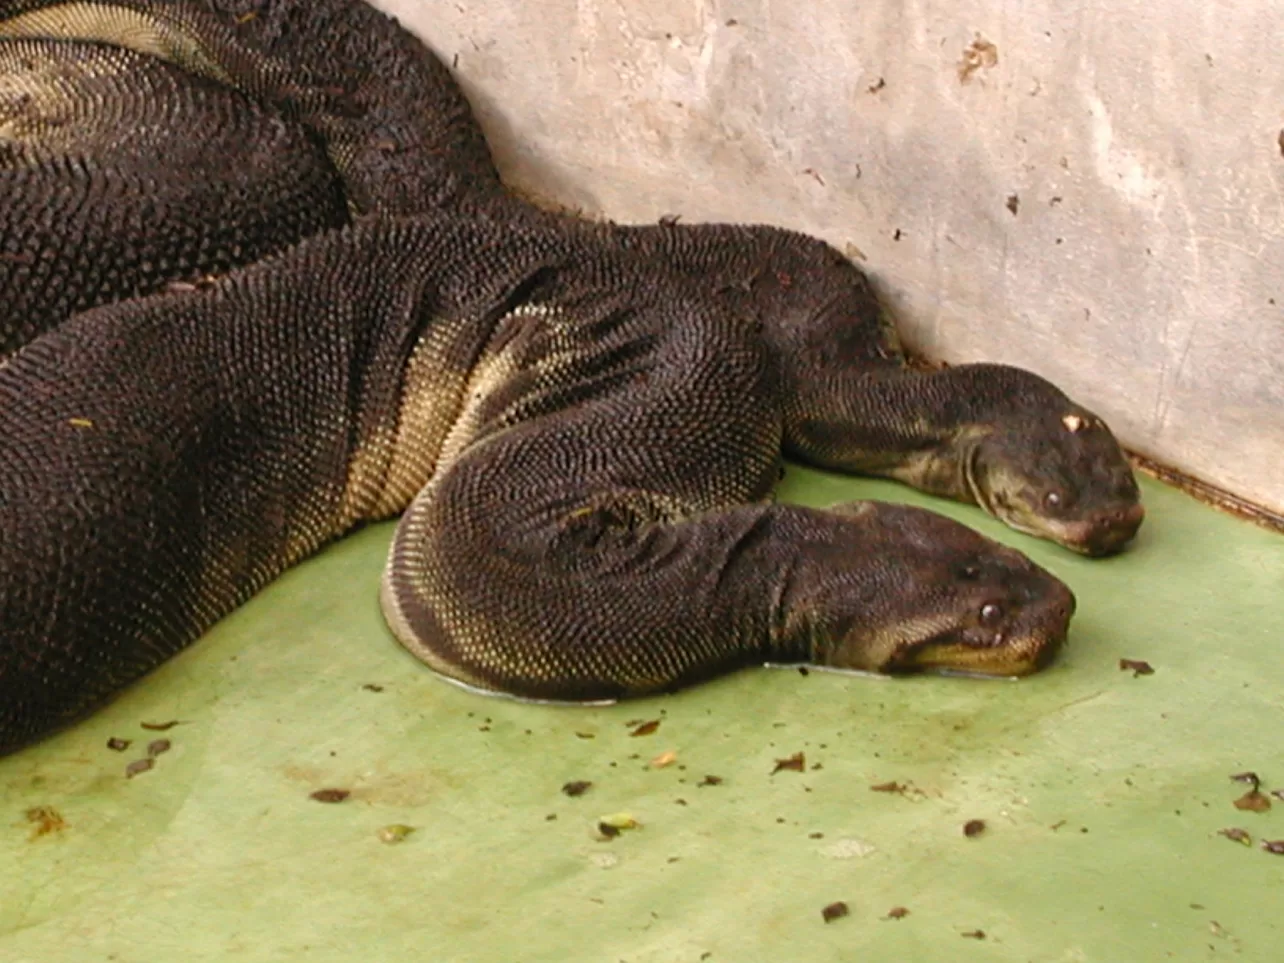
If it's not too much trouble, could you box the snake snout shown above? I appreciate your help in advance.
[1068,501,1146,556]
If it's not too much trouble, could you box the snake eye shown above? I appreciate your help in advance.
[979,602,1004,626]
[1044,491,1063,510]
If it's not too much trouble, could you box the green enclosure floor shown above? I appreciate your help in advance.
[3,467,1282,963]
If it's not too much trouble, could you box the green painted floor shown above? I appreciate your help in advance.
[2,466,1282,963]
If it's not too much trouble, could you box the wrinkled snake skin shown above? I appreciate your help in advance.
[0,0,1141,754]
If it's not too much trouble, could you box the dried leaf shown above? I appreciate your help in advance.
[885,906,910,920]
[310,788,350,804]
[1233,790,1271,813]
[960,930,987,940]
[1261,839,1284,855]
[630,720,661,737]
[698,774,723,787]
[562,780,593,797]
[140,720,180,731]
[362,684,384,693]
[1118,659,1154,677]
[772,752,805,774]
[963,819,986,837]
[147,739,171,758]
[650,750,678,769]
[598,812,639,831]
[1219,828,1252,846]
[106,738,131,752]
[870,781,906,794]
[821,901,849,924]
[125,758,154,779]
[377,825,415,844]
[25,806,66,838]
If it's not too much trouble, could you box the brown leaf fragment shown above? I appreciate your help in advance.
[867,77,886,94]
[870,781,905,794]
[1219,827,1252,845]
[963,819,987,837]
[1261,839,1284,855]
[821,901,850,923]
[125,758,154,779]
[574,731,595,739]
[140,720,180,731]
[147,739,171,758]
[362,684,384,692]
[1233,790,1271,813]
[958,35,999,82]
[698,774,723,787]
[1230,771,1261,790]
[562,780,593,797]
[377,824,415,844]
[1272,789,1284,801]
[650,750,678,769]
[961,929,987,940]
[629,720,661,737]
[772,752,805,774]
[1006,194,1020,215]
[310,788,350,804]
[885,906,910,920]
[26,806,66,839]
[106,738,131,752]
[1118,658,1154,676]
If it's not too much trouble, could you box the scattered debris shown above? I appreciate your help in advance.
[772,752,805,774]
[1261,840,1284,855]
[67,418,94,429]
[650,751,678,769]
[958,35,999,83]
[1049,820,1067,831]
[820,837,878,860]
[106,738,131,752]
[140,720,180,731]
[1219,828,1252,845]
[1119,658,1155,677]
[26,806,66,839]
[125,758,154,779]
[960,929,987,940]
[867,77,886,94]
[376,824,415,844]
[629,720,661,737]
[870,781,907,794]
[963,819,987,838]
[1006,194,1020,215]
[147,739,171,758]
[1278,129,1284,159]
[698,775,724,787]
[574,731,595,739]
[1272,789,1284,802]
[1230,774,1271,812]
[562,780,593,797]
[309,788,350,804]
[843,242,868,262]
[821,901,850,924]
[802,168,825,186]
[596,813,640,840]
[659,214,681,226]
[885,906,910,920]
[362,684,384,693]
[797,666,810,676]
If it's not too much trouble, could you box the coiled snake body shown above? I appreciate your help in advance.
[0,1,1142,754]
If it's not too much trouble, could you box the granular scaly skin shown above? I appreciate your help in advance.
[0,36,349,353]
[0,1,1133,753]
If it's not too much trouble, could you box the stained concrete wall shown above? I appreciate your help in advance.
[379,0,1284,515]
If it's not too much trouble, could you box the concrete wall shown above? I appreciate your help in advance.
[379,0,1284,515]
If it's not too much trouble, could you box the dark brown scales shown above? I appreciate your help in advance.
[0,0,1135,754]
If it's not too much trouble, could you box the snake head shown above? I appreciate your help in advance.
[795,502,1076,677]
[964,407,1144,556]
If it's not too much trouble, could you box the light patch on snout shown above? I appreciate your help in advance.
[1062,413,1085,433]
